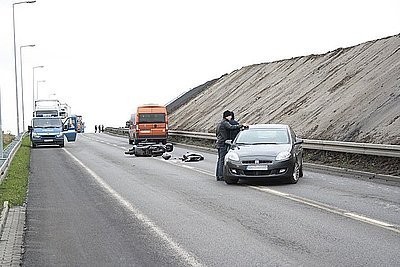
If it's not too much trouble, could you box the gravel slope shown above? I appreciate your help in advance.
[168,34,400,144]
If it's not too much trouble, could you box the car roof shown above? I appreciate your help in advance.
[248,124,289,130]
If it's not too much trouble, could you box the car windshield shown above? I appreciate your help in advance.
[33,118,62,128]
[236,128,290,144]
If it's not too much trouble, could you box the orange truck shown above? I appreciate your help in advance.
[128,105,168,145]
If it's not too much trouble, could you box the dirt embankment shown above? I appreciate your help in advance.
[168,34,400,145]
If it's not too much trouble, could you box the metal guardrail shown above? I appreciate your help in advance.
[169,130,400,158]
[0,135,24,183]
[106,128,400,158]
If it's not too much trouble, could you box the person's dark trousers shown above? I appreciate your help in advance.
[216,145,228,180]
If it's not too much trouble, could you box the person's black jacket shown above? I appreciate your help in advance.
[229,118,240,140]
[216,119,241,148]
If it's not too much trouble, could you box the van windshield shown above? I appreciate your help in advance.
[33,118,62,128]
[139,113,165,123]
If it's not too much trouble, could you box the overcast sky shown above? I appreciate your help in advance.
[0,0,399,134]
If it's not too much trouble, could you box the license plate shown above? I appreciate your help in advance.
[43,139,54,142]
[247,165,268,170]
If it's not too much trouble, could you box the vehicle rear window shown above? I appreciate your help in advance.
[139,113,165,123]
[236,129,289,144]
[33,118,62,128]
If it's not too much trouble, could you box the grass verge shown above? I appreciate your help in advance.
[0,136,30,208]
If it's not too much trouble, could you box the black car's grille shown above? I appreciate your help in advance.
[242,169,281,176]
[242,160,272,164]
[230,168,282,176]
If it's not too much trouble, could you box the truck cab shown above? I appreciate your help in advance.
[29,116,77,148]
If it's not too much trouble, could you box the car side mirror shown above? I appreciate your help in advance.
[63,125,68,131]
[225,140,238,149]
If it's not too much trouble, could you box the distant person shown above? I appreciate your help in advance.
[229,111,240,141]
[101,125,105,133]
[215,110,245,181]
[95,125,98,133]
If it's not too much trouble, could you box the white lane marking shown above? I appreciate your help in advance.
[63,148,204,267]
[79,135,400,234]
[249,186,400,234]
[344,213,394,227]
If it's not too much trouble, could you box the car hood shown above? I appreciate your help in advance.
[231,144,291,157]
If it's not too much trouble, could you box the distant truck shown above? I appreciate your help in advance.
[128,105,168,144]
[33,99,61,117]
[59,103,71,119]
[28,116,77,148]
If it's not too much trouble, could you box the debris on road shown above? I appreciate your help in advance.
[180,152,204,162]
[125,142,173,157]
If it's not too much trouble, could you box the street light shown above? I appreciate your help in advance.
[13,0,36,136]
[20,44,35,132]
[32,65,44,110]
[36,80,46,100]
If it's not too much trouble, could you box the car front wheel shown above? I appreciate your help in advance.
[287,161,300,184]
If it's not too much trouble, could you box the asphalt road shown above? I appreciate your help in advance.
[24,133,400,266]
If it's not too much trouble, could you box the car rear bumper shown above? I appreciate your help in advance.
[224,158,295,179]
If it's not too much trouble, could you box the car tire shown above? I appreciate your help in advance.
[129,139,133,145]
[287,161,300,184]
[224,176,239,185]
[31,143,37,148]
[60,143,64,148]
[299,164,303,178]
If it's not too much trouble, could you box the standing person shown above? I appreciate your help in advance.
[101,125,105,133]
[95,125,98,133]
[229,112,240,141]
[215,110,243,181]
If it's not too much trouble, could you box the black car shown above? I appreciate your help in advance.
[223,124,303,184]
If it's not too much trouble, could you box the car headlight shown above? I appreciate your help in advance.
[276,151,291,161]
[32,132,40,138]
[56,132,64,138]
[226,151,240,162]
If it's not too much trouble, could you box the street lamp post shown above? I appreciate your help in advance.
[13,0,36,136]
[20,44,35,132]
[32,65,44,111]
[36,80,46,100]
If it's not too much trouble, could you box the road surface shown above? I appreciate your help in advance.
[23,133,400,266]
